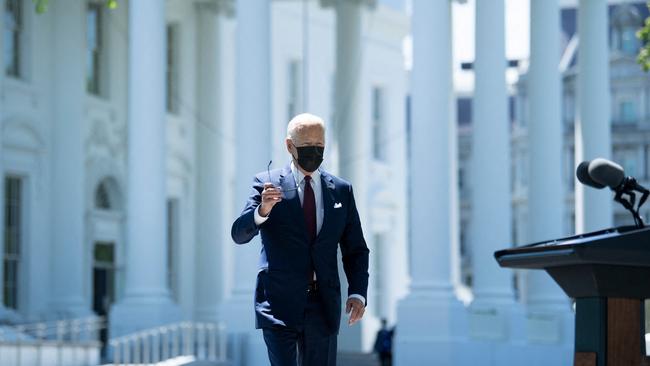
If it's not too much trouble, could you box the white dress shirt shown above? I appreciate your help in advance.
[254,162,366,306]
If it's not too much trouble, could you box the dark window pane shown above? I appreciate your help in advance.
[4,0,21,77]
[86,4,102,95]
[3,176,21,310]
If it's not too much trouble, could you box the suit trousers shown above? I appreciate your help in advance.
[262,289,337,366]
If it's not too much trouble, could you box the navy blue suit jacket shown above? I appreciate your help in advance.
[231,164,370,335]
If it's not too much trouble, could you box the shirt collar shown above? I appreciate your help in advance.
[290,161,321,186]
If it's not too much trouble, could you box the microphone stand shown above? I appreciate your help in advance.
[613,177,649,228]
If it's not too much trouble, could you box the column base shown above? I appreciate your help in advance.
[468,297,524,342]
[49,297,94,319]
[394,290,467,366]
[108,295,182,338]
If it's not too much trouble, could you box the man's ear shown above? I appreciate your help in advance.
[285,138,293,154]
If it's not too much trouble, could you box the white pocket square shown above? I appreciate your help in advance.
[334,202,343,208]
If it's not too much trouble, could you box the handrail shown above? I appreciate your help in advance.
[0,316,106,344]
[110,321,227,365]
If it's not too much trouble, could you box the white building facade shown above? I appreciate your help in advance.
[0,0,410,363]
[398,1,648,366]
[1,0,644,365]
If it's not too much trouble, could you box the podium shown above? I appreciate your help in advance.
[495,225,650,366]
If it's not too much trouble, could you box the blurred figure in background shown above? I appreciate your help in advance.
[373,318,394,366]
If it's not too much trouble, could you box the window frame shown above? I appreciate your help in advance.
[166,23,181,115]
[4,0,23,78]
[3,175,23,311]
[371,86,387,162]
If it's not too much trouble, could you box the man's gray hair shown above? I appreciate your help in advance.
[286,113,326,141]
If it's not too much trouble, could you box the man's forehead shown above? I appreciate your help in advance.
[295,121,324,131]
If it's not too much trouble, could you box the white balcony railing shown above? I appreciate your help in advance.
[0,316,104,366]
[110,321,227,365]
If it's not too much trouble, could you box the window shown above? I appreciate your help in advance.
[86,3,104,95]
[166,198,179,301]
[459,223,472,286]
[287,60,302,121]
[614,147,638,178]
[95,181,111,210]
[166,24,180,114]
[621,27,639,55]
[565,148,575,192]
[372,234,384,317]
[372,87,386,161]
[619,100,637,124]
[4,0,22,77]
[4,176,22,310]
[457,97,472,126]
[645,144,650,180]
[458,166,465,191]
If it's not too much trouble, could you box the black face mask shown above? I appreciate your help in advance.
[293,145,324,173]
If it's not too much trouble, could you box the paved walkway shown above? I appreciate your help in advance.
[337,352,380,366]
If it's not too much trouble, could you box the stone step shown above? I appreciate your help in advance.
[336,352,380,366]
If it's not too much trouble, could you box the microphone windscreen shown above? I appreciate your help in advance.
[576,161,605,189]
[588,158,625,189]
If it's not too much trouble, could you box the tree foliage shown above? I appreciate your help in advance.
[637,2,650,71]
[31,0,118,14]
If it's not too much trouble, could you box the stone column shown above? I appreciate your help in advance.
[334,0,365,190]
[527,0,570,310]
[49,0,90,317]
[194,0,233,323]
[394,1,466,364]
[329,0,378,351]
[575,0,612,233]
[220,2,271,364]
[110,0,181,337]
[471,0,514,307]
[469,0,523,346]
[526,0,574,353]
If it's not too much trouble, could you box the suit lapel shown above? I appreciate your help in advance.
[279,164,298,200]
[317,170,336,243]
[279,164,308,240]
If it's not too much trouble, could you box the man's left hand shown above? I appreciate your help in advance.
[345,298,365,326]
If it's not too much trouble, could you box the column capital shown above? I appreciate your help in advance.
[319,0,377,10]
[195,0,234,17]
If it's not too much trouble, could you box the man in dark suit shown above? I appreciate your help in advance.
[231,113,369,366]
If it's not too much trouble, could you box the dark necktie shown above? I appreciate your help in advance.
[303,175,317,244]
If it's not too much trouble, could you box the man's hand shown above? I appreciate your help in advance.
[259,183,282,217]
[345,298,365,326]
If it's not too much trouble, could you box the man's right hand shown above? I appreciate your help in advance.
[259,183,282,217]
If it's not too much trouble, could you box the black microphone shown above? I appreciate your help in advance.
[577,157,649,228]
[587,158,625,190]
[576,161,605,189]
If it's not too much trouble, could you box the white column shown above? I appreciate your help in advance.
[575,0,612,233]
[332,0,376,352]
[110,0,180,338]
[470,0,514,307]
[194,0,233,323]
[49,0,90,317]
[221,0,271,334]
[468,1,526,348]
[335,0,364,190]
[525,2,574,354]
[220,3,272,363]
[527,0,570,310]
[394,1,465,365]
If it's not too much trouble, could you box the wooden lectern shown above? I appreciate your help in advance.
[495,225,650,366]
